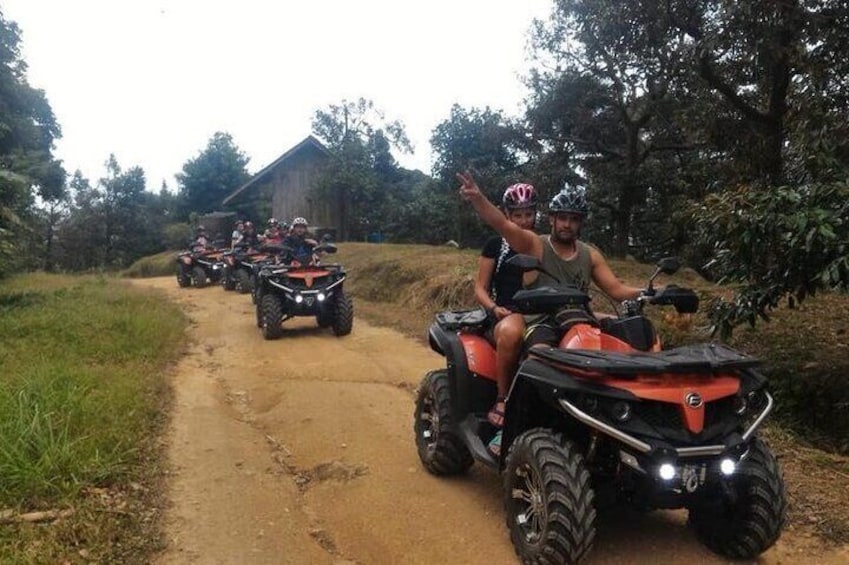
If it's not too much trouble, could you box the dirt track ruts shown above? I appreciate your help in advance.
[130,276,849,564]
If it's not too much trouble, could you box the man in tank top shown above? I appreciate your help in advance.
[458,171,643,353]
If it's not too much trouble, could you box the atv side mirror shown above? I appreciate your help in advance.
[657,257,680,275]
[505,254,542,272]
[647,256,682,294]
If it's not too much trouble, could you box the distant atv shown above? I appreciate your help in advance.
[176,246,226,288]
[220,244,282,294]
[254,243,353,339]
[414,256,786,564]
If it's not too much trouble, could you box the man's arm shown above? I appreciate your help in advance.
[589,246,643,302]
[457,171,541,258]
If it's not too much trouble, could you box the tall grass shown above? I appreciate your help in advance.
[0,274,186,562]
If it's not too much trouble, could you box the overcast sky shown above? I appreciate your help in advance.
[3,0,551,191]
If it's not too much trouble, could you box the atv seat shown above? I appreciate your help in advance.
[436,308,491,333]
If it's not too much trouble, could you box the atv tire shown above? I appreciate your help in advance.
[316,308,333,328]
[176,266,191,288]
[260,294,284,340]
[331,291,353,336]
[504,428,596,565]
[689,438,786,559]
[235,269,252,294]
[413,370,473,476]
[221,269,236,291]
[191,265,207,288]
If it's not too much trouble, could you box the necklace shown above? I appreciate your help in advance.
[548,236,578,261]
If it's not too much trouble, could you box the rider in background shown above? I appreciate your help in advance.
[263,218,284,245]
[474,183,538,440]
[191,225,210,253]
[231,220,245,249]
[283,217,318,264]
[241,221,260,249]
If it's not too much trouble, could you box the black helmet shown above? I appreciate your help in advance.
[196,225,206,233]
[548,183,589,216]
[502,183,538,210]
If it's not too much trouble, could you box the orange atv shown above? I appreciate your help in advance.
[253,243,353,339]
[220,244,282,294]
[414,256,785,564]
[176,246,226,288]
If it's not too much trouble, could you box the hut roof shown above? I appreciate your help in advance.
[222,135,330,206]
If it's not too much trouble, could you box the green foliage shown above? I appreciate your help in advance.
[694,179,849,336]
[0,9,65,277]
[311,98,413,241]
[429,104,530,246]
[177,131,250,218]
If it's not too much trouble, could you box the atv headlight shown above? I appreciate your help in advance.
[720,458,736,476]
[294,294,304,304]
[317,292,326,302]
[732,395,748,416]
[610,401,632,422]
[747,389,766,411]
[658,463,676,480]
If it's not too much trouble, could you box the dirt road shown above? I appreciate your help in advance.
[131,277,847,564]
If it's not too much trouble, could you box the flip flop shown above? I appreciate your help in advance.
[487,398,506,428]
[488,430,502,458]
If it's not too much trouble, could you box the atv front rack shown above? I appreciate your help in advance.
[532,343,759,375]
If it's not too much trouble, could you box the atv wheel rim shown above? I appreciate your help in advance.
[512,462,545,544]
[418,392,439,453]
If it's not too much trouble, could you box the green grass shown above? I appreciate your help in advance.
[0,274,187,563]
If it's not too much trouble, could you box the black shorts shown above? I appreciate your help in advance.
[523,321,560,349]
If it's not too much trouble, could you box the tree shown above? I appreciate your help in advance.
[311,98,412,240]
[429,104,528,246]
[177,132,250,219]
[0,9,65,276]
[526,0,697,257]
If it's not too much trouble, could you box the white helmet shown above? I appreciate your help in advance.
[291,217,308,227]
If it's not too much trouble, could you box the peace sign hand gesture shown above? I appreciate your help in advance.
[456,171,483,203]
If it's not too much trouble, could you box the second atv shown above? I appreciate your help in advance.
[254,243,353,339]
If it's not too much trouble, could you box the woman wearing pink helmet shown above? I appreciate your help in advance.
[474,182,538,456]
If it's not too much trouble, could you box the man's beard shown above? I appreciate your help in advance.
[551,228,578,245]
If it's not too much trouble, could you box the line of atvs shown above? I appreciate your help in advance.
[175,238,352,339]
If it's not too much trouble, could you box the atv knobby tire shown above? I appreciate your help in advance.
[689,438,786,559]
[331,291,353,336]
[191,265,207,288]
[176,266,191,288]
[261,294,284,340]
[221,269,236,290]
[504,428,596,565]
[316,308,333,328]
[413,370,473,476]
[235,269,252,294]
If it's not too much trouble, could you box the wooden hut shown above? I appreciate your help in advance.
[222,136,338,237]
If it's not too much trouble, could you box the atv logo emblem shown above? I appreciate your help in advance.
[685,392,703,408]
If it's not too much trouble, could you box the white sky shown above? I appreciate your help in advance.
[3,0,551,191]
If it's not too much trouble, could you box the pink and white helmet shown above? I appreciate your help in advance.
[502,183,538,210]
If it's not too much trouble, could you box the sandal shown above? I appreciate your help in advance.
[488,430,502,458]
[487,397,506,428]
